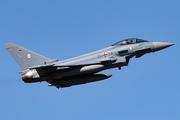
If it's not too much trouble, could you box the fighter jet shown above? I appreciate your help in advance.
[4,38,174,88]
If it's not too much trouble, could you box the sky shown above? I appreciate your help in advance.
[0,0,180,120]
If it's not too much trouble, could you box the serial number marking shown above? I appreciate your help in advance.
[98,52,113,58]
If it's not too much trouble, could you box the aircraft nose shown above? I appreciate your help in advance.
[152,42,174,52]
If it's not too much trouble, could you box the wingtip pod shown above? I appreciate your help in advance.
[4,43,16,49]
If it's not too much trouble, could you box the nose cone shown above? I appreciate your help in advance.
[153,42,174,52]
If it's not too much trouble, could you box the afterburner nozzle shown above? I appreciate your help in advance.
[21,70,35,82]
[152,42,174,52]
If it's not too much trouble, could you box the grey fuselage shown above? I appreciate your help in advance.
[33,40,155,82]
[4,38,174,88]
[56,41,153,70]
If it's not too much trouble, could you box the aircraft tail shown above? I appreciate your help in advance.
[4,43,51,70]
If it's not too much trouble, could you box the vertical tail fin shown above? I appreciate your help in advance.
[4,43,51,70]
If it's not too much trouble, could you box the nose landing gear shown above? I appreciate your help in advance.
[56,85,60,89]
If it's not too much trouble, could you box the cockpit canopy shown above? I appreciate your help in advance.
[112,38,149,46]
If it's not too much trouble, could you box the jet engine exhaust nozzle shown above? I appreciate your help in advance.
[21,70,38,82]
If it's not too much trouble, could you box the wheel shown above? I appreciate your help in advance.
[56,85,60,89]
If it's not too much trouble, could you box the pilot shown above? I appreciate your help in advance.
[126,40,130,44]
[129,39,133,44]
